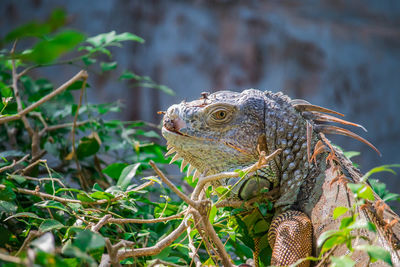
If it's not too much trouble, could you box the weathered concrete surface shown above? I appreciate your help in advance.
[1,0,400,196]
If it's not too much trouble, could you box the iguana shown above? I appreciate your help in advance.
[161,89,400,266]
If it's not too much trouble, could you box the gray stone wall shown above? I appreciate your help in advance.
[2,0,400,194]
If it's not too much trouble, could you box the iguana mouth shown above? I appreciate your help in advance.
[162,116,188,137]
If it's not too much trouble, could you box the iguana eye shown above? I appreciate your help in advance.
[206,105,236,125]
[214,110,227,120]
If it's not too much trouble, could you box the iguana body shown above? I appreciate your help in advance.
[161,89,400,266]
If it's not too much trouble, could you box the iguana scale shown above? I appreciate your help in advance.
[161,89,400,266]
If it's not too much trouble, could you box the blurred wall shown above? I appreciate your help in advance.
[2,0,400,189]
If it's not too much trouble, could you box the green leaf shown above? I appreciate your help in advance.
[0,200,17,214]
[383,193,400,202]
[119,70,141,80]
[358,186,375,201]
[67,80,91,91]
[348,219,376,232]
[0,185,16,201]
[5,212,42,221]
[90,191,114,200]
[347,183,363,194]
[4,22,51,43]
[0,81,12,97]
[256,202,269,217]
[23,30,85,64]
[362,164,400,182]
[317,229,340,248]
[86,31,144,48]
[113,32,144,43]
[76,193,95,203]
[76,135,100,159]
[8,174,26,184]
[356,245,393,266]
[39,219,64,232]
[100,61,117,72]
[4,9,66,42]
[340,215,355,229]
[209,205,217,224]
[254,219,269,234]
[333,206,349,220]
[343,151,360,160]
[330,255,355,267]
[102,163,128,180]
[118,163,141,190]
[73,229,105,252]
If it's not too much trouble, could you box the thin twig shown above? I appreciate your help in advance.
[43,120,91,134]
[117,214,192,260]
[150,161,198,208]
[187,225,202,267]
[0,70,88,124]
[70,76,88,190]
[0,154,29,173]
[10,41,34,137]
[104,211,185,224]
[0,184,119,206]
[190,209,233,266]
[18,175,67,188]
[16,230,43,256]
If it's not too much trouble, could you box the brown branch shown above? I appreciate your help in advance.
[105,211,185,224]
[20,175,67,188]
[91,214,112,232]
[149,161,198,208]
[190,209,233,266]
[70,77,88,190]
[19,158,45,175]
[16,230,43,256]
[0,252,28,265]
[0,70,88,124]
[42,120,91,134]
[0,184,117,205]
[0,154,29,173]
[187,225,202,267]
[117,215,192,260]
[10,41,34,136]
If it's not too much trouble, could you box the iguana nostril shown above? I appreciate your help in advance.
[163,117,186,133]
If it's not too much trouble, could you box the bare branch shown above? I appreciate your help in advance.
[0,70,88,125]
[43,120,91,133]
[91,214,112,232]
[105,211,185,224]
[187,225,202,267]
[0,252,28,265]
[16,230,43,256]
[0,184,121,205]
[117,215,192,260]
[0,154,29,173]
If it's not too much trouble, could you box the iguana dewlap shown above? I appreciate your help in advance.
[161,89,400,266]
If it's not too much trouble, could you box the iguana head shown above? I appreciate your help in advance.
[162,89,380,187]
[162,90,267,177]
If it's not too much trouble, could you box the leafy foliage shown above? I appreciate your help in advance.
[1,8,399,267]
